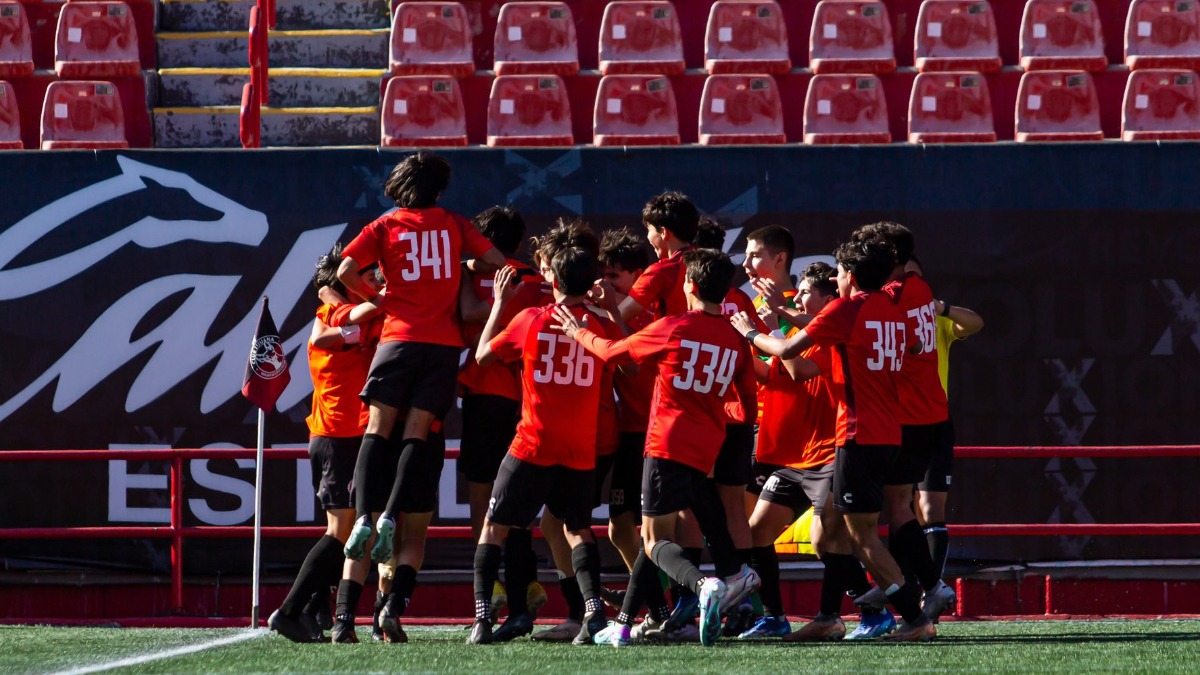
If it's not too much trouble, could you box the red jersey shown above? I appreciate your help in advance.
[718,287,763,423]
[342,207,494,347]
[755,346,837,470]
[577,310,757,474]
[626,247,692,320]
[887,272,949,426]
[804,290,905,447]
[458,259,537,400]
[597,363,620,456]
[613,310,656,433]
[487,303,616,470]
[306,303,378,438]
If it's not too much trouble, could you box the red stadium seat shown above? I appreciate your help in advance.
[698,74,785,145]
[915,0,1002,73]
[486,74,572,146]
[382,75,468,146]
[1125,0,1200,71]
[1121,68,1200,140]
[493,2,579,76]
[40,79,128,149]
[598,1,685,76]
[55,1,139,79]
[0,1,34,79]
[0,79,21,148]
[390,2,473,78]
[239,82,259,148]
[1019,0,1107,73]
[704,1,791,75]
[908,71,996,143]
[593,73,679,146]
[803,73,890,144]
[1014,70,1103,141]
[810,0,896,75]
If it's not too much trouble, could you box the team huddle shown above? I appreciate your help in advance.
[267,151,984,647]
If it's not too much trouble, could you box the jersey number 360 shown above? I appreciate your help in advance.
[673,339,738,396]
[534,332,595,387]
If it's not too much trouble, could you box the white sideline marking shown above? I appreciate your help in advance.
[49,629,266,675]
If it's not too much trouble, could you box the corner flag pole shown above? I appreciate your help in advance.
[251,406,266,627]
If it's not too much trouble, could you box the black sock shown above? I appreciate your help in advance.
[617,550,657,625]
[570,542,604,615]
[280,535,344,616]
[558,572,585,622]
[893,519,941,591]
[643,568,671,622]
[335,579,363,619]
[824,552,870,601]
[750,545,782,618]
[923,521,949,578]
[353,434,387,519]
[387,564,417,617]
[384,438,425,518]
[887,582,923,623]
[674,547,703,602]
[505,529,536,616]
[690,481,741,578]
[650,540,704,595]
[818,557,847,617]
[473,543,502,622]
[374,589,387,615]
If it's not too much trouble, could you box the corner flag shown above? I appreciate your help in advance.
[242,296,291,412]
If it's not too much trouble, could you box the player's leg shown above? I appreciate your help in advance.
[916,419,956,621]
[741,471,804,639]
[459,394,519,541]
[546,466,609,646]
[531,511,584,642]
[344,402,398,560]
[690,479,759,611]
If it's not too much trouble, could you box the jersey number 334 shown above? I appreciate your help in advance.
[673,339,738,396]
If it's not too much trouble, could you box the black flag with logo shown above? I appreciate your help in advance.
[242,297,291,412]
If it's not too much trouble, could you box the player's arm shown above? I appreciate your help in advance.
[336,256,382,304]
[780,355,821,383]
[731,311,812,359]
[475,265,519,366]
[552,305,634,363]
[464,248,508,275]
[936,299,984,339]
[617,295,647,322]
[752,356,770,384]
[459,273,489,324]
[310,316,360,350]
[733,345,758,411]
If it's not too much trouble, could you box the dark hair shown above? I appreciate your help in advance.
[692,216,726,250]
[550,246,600,297]
[599,226,653,272]
[853,221,913,266]
[683,248,736,305]
[532,217,600,266]
[384,151,450,208]
[834,236,895,291]
[473,206,525,257]
[746,224,795,267]
[642,191,699,245]
[313,242,348,297]
[801,261,838,297]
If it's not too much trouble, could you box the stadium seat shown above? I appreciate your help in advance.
[698,74,786,145]
[381,75,468,147]
[915,0,1002,73]
[908,71,996,143]
[704,1,791,75]
[0,1,34,79]
[40,79,128,149]
[54,1,139,79]
[593,73,679,146]
[1121,68,1200,140]
[390,2,473,78]
[486,74,572,146]
[1019,0,1107,73]
[240,82,259,149]
[598,1,685,76]
[809,0,896,75]
[1014,70,1103,141]
[493,2,579,76]
[803,73,891,144]
[1125,0,1200,71]
[0,79,21,149]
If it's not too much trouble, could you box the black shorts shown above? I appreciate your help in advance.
[761,463,834,517]
[593,452,617,509]
[458,394,520,484]
[749,455,786,496]
[309,435,359,511]
[713,422,754,487]
[832,441,900,514]
[488,454,594,532]
[641,456,708,517]
[918,418,956,492]
[885,422,947,486]
[608,432,645,518]
[361,341,460,417]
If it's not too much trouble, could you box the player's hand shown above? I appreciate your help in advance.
[730,311,757,338]
[757,303,779,332]
[588,278,620,312]
[750,277,786,312]
[551,305,586,339]
[492,265,517,304]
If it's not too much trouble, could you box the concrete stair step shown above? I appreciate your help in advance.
[157,67,385,107]
[160,0,390,32]
[157,28,388,69]
[153,105,380,147]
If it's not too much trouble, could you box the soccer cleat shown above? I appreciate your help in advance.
[722,601,756,637]
[852,585,887,613]
[720,565,761,612]
[331,614,359,644]
[371,591,386,641]
[531,619,581,642]
[883,617,936,642]
[630,614,666,641]
[467,620,494,645]
[598,586,626,611]
[371,513,396,564]
[697,577,727,647]
[526,581,549,616]
[343,516,373,561]
[664,593,699,630]
[379,602,408,644]
[664,622,701,642]
[845,609,897,640]
[738,615,791,639]
[491,612,534,642]
[922,580,957,623]
[783,615,845,642]
[574,610,610,646]
[268,609,315,643]
[591,622,632,647]
[489,582,507,625]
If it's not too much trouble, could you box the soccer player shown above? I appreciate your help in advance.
[732,234,935,641]
[268,246,382,643]
[616,191,699,321]
[467,247,616,646]
[554,248,759,647]
[331,152,506,643]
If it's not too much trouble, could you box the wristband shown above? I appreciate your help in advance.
[339,325,362,345]
[940,301,952,317]
[745,329,763,343]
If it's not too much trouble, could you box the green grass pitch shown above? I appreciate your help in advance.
[5,620,1200,673]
